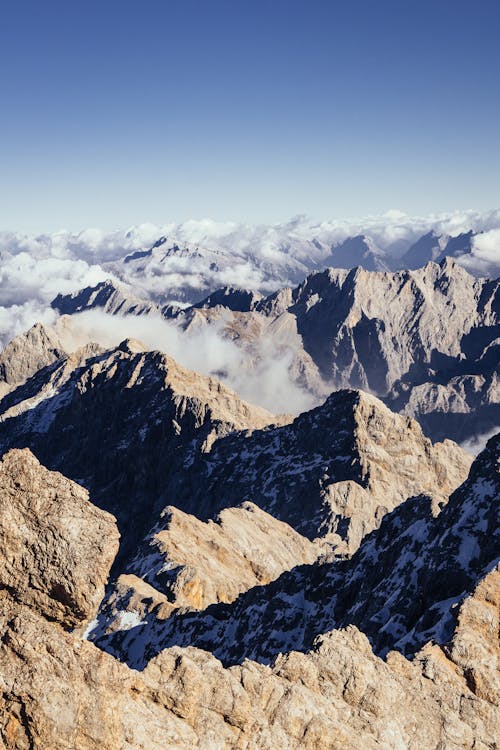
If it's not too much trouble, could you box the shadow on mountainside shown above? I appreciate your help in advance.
[92,437,499,670]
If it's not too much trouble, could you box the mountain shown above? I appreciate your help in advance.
[51,278,160,317]
[48,258,500,444]
[93,433,498,671]
[0,342,470,555]
[399,230,476,270]
[0,322,66,395]
[0,338,281,563]
[326,235,391,272]
[436,230,475,262]
[0,448,497,749]
[0,329,471,641]
[1,212,500,748]
[0,329,497,748]
[96,501,324,634]
[398,230,444,269]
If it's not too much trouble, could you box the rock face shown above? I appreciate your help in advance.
[0,339,282,565]
[0,343,471,562]
[95,502,323,636]
[399,230,475,270]
[256,259,498,394]
[0,448,118,627]
[0,337,471,627]
[325,234,390,272]
[151,389,471,550]
[51,278,161,317]
[0,323,65,393]
[0,446,497,750]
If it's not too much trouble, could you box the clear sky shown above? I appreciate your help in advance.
[1,0,499,232]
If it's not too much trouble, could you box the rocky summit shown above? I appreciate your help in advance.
[0,260,498,748]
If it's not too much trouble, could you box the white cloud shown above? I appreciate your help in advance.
[470,228,500,264]
[0,302,58,348]
[460,426,499,456]
[0,208,498,406]
[55,310,318,415]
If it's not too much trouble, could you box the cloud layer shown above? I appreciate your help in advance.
[0,208,499,415]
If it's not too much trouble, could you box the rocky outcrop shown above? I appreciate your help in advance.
[0,342,471,587]
[3,589,499,750]
[154,389,471,551]
[94,501,323,636]
[50,259,500,444]
[259,258,498,393]
[399,230,475,270]
[0,448,118,627]
[324,234,390,272]
[0,339,282,565]
[51,278,160,317]
[0,323,65,394]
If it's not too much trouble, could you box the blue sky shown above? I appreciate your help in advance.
[1,0,499,232]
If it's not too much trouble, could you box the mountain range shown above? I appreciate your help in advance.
[0,216,498,749]
[50,257,500,445]
[0,333,497,748]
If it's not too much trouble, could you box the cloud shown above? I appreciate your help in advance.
[470,228,500,264]
[0,208,498,410]
[55,310,318,415]
[0,302,58,348]
[460,426,500,456]
[453,228,500,277]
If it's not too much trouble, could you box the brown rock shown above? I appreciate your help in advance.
[0,449,119,628]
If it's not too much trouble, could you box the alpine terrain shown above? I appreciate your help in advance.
[0,222,498,749]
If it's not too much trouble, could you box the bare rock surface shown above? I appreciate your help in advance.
[51,278,160,317]
[0,323,66,393]
[50,258,500,443]
[95,502,323,635]
[0,448,118,628]
[157,389,471,551]
[0,410,496,749]
[0,563,498,749]
[0,339,282,565]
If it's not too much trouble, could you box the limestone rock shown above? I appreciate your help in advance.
[95,502,323,636]
[159,389,471,550]
[51,278,160,317]
[50,259,500,444]
[0,339,282,565]
[0,424,496,750]
[0,323,65,392]
[105,434,495,670]
[0,592,498,750]
[0,448,119,628]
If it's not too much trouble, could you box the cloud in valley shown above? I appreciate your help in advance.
[55,310,318,415]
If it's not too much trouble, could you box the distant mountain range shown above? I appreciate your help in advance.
[50,258,500,445]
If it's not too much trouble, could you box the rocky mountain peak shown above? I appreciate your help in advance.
[51,278,159,317]
[0,322,66,392]
[191,286,264,313]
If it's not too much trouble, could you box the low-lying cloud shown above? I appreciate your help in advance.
[459,426,500,456]
[55,310,318,415]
